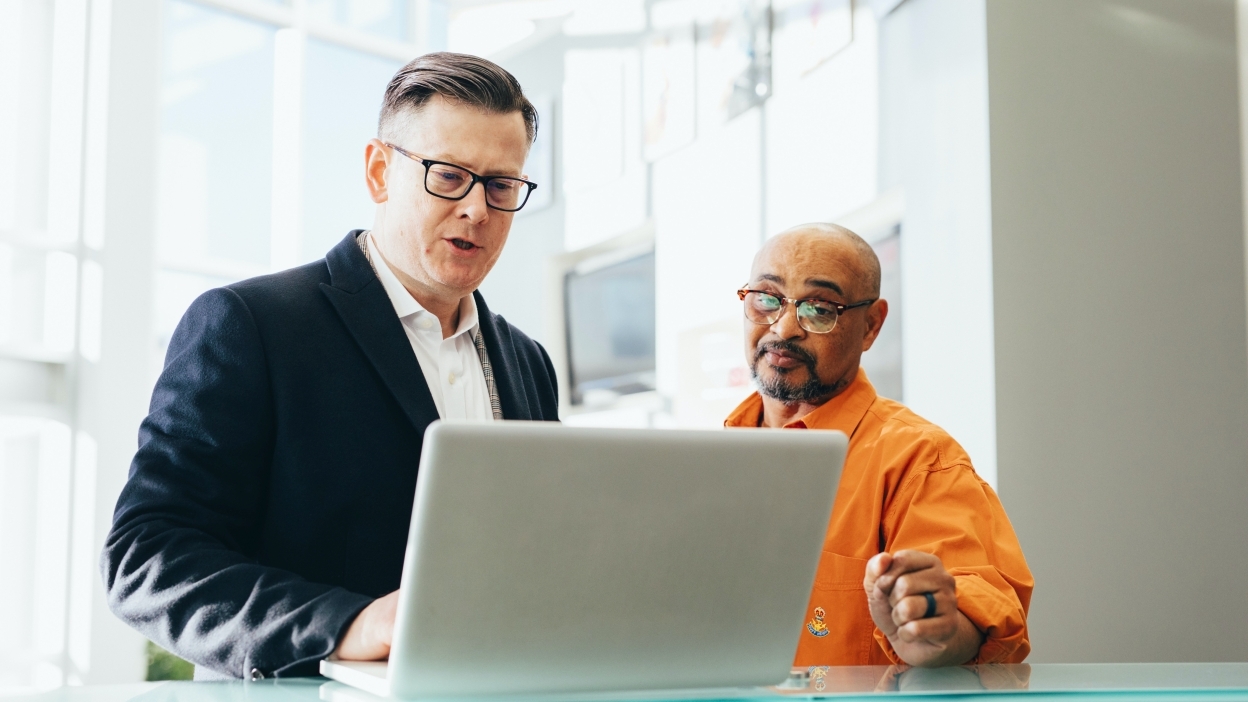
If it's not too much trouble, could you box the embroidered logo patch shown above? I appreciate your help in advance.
[806,606,829,637]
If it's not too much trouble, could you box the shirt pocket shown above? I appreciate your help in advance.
[796,552,875,666]
[812,552,869,592]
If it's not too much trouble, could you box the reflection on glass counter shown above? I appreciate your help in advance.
[774,664,1031,695]
[20,664,1248,702]
[775,663,1248,697]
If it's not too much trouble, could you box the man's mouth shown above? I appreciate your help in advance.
[755,341,816,372]
[449,238,478,251]
[764,350,802,369]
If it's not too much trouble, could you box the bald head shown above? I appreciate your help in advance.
[753,223,881,299]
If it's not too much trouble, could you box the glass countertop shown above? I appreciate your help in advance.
[15,663,1248,702]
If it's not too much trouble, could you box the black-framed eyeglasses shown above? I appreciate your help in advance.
[737,288,876,334]
[385,142,538,212]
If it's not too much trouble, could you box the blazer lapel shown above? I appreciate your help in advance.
[320,231,441,433]
[474,291,532,420]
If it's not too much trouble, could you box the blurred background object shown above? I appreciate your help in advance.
[2,0,1247,692]
[142,642,191,682]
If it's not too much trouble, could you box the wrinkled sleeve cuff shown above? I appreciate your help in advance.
[269,589,376,678]
[955,573,1030,664]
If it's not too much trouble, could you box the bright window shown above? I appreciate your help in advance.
[302,38,400,260]
[150,0,420,381]
[157,0,276,272]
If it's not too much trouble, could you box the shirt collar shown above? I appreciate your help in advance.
[367,232,480,340]
[724,367,878,437]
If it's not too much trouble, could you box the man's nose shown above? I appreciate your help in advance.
[456,182,491,224]
[769,302,806,340]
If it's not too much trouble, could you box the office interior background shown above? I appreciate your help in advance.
[2,0,1247,692]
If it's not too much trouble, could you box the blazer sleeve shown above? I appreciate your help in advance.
[100,288,373,679]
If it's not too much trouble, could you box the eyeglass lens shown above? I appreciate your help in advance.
[425,163,530,210]
[744,291,840,333]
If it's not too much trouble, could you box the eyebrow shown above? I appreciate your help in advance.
[806,278,844,295]
[426,152,523,178]
[755,274,845,296]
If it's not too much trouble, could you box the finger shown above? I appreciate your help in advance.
[882,550,939,581]
[874,550,936,593]
[892,613,960,645]
[864,552,894,593]
[891,550,941,569]
[889,569,956,607]
[865,554,901,637]
[891,591,951,627]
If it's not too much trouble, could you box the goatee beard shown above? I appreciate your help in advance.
[751,340,840,404]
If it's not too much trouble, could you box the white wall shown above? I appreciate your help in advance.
[653,110,763,405]
[479,37,568,350]
[878,0,999,486]
[987,0,1248,662]
[766,9,879,233]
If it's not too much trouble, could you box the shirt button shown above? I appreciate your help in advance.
[418,318,434,330]
[448,373,457,385]
[249,668,265,681]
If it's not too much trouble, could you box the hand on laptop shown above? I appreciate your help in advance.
[336,590,399,660]
[864,550,984,667]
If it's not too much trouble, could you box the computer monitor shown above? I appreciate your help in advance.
[563,250,656,405]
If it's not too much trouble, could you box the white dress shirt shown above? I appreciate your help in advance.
[367,233,493,421]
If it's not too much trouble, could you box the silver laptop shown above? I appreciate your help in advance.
[321,420,847,699]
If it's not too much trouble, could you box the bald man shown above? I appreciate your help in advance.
[726,224,1033,668]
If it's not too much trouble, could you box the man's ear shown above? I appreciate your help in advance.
[365,139,390,204]
[860,299,889,353]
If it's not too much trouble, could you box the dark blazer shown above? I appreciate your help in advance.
[101,231,559,680]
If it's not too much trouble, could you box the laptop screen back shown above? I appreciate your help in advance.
[389,422,847,698]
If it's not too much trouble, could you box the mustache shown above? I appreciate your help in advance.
[753,339,817,367]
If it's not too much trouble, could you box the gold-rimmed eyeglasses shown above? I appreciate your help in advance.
[737,288,876,334]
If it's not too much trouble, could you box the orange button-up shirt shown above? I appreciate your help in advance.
[725,369,1033,666]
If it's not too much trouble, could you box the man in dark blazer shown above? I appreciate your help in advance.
[101,53,558,680]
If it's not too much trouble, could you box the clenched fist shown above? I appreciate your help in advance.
[864,550,984,667]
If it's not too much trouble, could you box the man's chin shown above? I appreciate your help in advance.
[753,367,839,404]
[430,262,491,295]
[756,374,802,397]
[758,382,805,401]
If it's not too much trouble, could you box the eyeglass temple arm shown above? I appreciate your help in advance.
[840,298,878,311]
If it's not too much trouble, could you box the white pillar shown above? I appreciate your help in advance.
[72,0,162,683]
[877,0,998,486]
[270,27,306,272]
